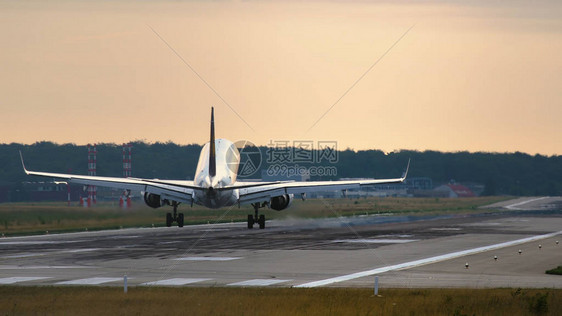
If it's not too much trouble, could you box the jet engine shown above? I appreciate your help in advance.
[144,193,162,209]
[270,194,292,211]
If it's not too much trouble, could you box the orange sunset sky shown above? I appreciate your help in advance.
[0,1,560,155]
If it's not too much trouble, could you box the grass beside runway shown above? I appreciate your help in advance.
[0,196,509,236]
[0,286,560,315]
[286,195,510,218]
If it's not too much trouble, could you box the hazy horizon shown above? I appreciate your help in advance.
[5,140,560,157]
[1,1,560,155]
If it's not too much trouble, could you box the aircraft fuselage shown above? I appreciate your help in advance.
[193,138,240,208]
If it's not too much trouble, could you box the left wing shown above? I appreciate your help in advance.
[20,151,195,204]
[236,159,410,205]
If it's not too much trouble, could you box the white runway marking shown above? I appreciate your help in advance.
[174,257,241,261]
[0,265,92,269]
[1,253,43,259]
[334,239,418,244]
[56,277,123,285]
[227,279,292,286]
[141,278,211,286]
[62,248,100,253]
[0,277,51,284]
[296,230,562,288]
[473,222,502,226]
[0,241,79,245]
[505,197,550,210]
[431,228,462,231]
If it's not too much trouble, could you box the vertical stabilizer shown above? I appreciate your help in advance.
[209,107,216,177]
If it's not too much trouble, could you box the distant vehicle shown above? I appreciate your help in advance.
[21,108,409,229]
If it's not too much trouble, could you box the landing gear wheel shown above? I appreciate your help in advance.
[177,213,184,227]
[248,202,267,230]
[247,214,255,229]
[166,213,173,227]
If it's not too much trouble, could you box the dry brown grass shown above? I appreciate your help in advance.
[0,286,560,315]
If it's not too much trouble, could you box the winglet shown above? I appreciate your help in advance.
[209,107,216,177]
[19,150,29,175]
[402,158,411,180]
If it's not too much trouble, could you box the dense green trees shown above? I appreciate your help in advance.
[2,142,560,196]
[333,150,561,196]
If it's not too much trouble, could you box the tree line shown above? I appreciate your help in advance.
[1,141,560,196]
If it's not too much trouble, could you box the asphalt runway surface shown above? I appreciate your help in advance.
[1,197,561,288]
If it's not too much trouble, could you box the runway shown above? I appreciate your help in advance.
[1,197,561,288]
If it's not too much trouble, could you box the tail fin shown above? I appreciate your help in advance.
[209,107,216,177]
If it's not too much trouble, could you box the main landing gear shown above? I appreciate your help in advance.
[247,202,266,229]
[166,202,184,227]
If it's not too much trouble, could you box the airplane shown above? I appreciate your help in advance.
[20,107,409,229]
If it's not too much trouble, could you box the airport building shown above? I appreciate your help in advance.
[433,183,476,198]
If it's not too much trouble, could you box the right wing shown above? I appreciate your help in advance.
[236,159,410,205]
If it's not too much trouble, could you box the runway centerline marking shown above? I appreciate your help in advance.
[431,228,462,231]
[1,253,44,259]
[296,230,562,288]
[334,239,418,244]
[0,277,51,284]
[2,249,99,258]
[0,241,80,245]
[141,278,212,286]
[227,279,292,286]
[174,257,241,261]
[62,248,100,253]
[0,265,92,269]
